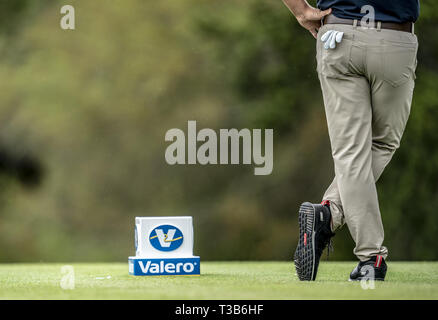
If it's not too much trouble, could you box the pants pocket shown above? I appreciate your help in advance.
[383,42,418,87]
[317,38,352,78]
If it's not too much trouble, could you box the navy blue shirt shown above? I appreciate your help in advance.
[317,0,419,23]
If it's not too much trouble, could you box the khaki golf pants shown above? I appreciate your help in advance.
[317,23,418,261]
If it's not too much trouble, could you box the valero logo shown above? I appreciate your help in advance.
[149,224,184,252]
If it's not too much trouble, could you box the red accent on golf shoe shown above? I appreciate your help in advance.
[321,200,330,207]
[374,255,382,267]
[304,233,307,246]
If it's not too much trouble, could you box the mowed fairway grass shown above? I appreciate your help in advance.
[0,262,437,299]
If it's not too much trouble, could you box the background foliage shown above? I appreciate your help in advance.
[0,0,436,262]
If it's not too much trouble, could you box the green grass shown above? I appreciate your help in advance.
[0,262,437,299]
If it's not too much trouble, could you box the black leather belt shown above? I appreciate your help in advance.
[323,14,414,33]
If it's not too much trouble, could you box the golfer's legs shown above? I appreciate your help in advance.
[323,77,414,261]
[319,72,387,261]
[323,39,417,236]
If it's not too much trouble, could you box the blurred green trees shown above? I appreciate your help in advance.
[0,0,436,262]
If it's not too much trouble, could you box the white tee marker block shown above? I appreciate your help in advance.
[128,216,200,276]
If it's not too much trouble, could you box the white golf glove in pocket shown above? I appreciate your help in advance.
[321,30,344,50]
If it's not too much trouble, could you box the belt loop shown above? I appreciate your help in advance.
[377,21,382,32]
[411,23,415,34]
[353,19,358,29]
